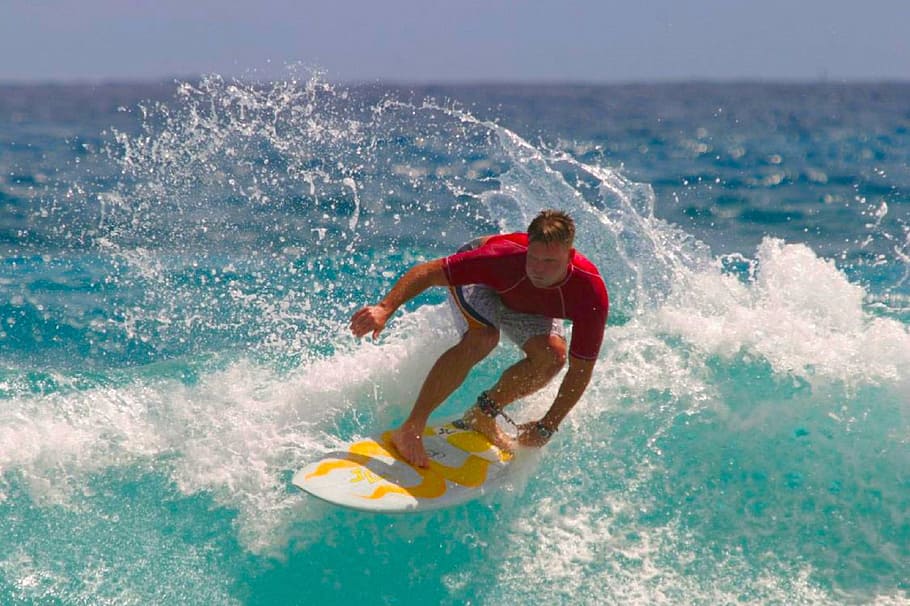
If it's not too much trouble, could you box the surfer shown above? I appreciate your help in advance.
[350,210,609,468]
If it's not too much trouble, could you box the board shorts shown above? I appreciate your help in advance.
[446,283,566,348]
[445,237,565,348]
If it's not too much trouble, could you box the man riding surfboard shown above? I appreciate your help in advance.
[350,210,609,468]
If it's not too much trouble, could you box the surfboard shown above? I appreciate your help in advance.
[292,419,513,513]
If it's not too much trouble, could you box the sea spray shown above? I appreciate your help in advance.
[1,75,908,603]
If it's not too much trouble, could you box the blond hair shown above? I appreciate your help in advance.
[527,209,575,247]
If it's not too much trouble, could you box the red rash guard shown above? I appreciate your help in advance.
[442,232,609,360]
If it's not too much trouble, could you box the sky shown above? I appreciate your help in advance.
[1,0,908,83]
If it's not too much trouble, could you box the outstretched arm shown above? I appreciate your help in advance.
[349,258,448,339]
[517,355,595,447]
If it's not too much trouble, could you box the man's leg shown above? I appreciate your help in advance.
[491,333,567,403]
[467,333,567,443]
[390,325,499,467]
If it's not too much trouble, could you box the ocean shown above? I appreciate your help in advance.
[0,75,908,604]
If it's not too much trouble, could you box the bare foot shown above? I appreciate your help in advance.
[390,423,430,468]
[463,407,515,453]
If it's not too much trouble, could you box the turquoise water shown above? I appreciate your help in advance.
[1,76,908,604]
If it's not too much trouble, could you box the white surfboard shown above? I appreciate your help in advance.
[292,419,513,513]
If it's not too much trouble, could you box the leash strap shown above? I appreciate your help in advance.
[476,391,519,429]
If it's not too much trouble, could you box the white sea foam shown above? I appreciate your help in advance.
[0,303,459,554]
[658,237,910,387]
[474,493,844,605]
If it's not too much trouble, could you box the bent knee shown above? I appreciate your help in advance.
[526,335,567,375]
[546,338,568,373]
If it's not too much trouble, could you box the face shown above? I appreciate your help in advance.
[525,240,572,288]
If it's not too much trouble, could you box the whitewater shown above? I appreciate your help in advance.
[0,75,908,604]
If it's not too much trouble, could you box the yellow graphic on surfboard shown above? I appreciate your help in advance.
[292,420,513,512]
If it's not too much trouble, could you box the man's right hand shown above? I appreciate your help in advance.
[349,259,447,340]
[350,304,392,339]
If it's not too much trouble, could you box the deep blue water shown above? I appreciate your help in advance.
[0,76,908,604]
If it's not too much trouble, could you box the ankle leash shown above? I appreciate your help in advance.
[475,391,518,429]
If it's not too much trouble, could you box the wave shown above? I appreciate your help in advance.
[1,72,908,603]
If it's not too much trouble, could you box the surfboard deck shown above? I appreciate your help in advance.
[292,419,513,513]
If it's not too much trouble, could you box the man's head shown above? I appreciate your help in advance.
[526,210,575,288]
